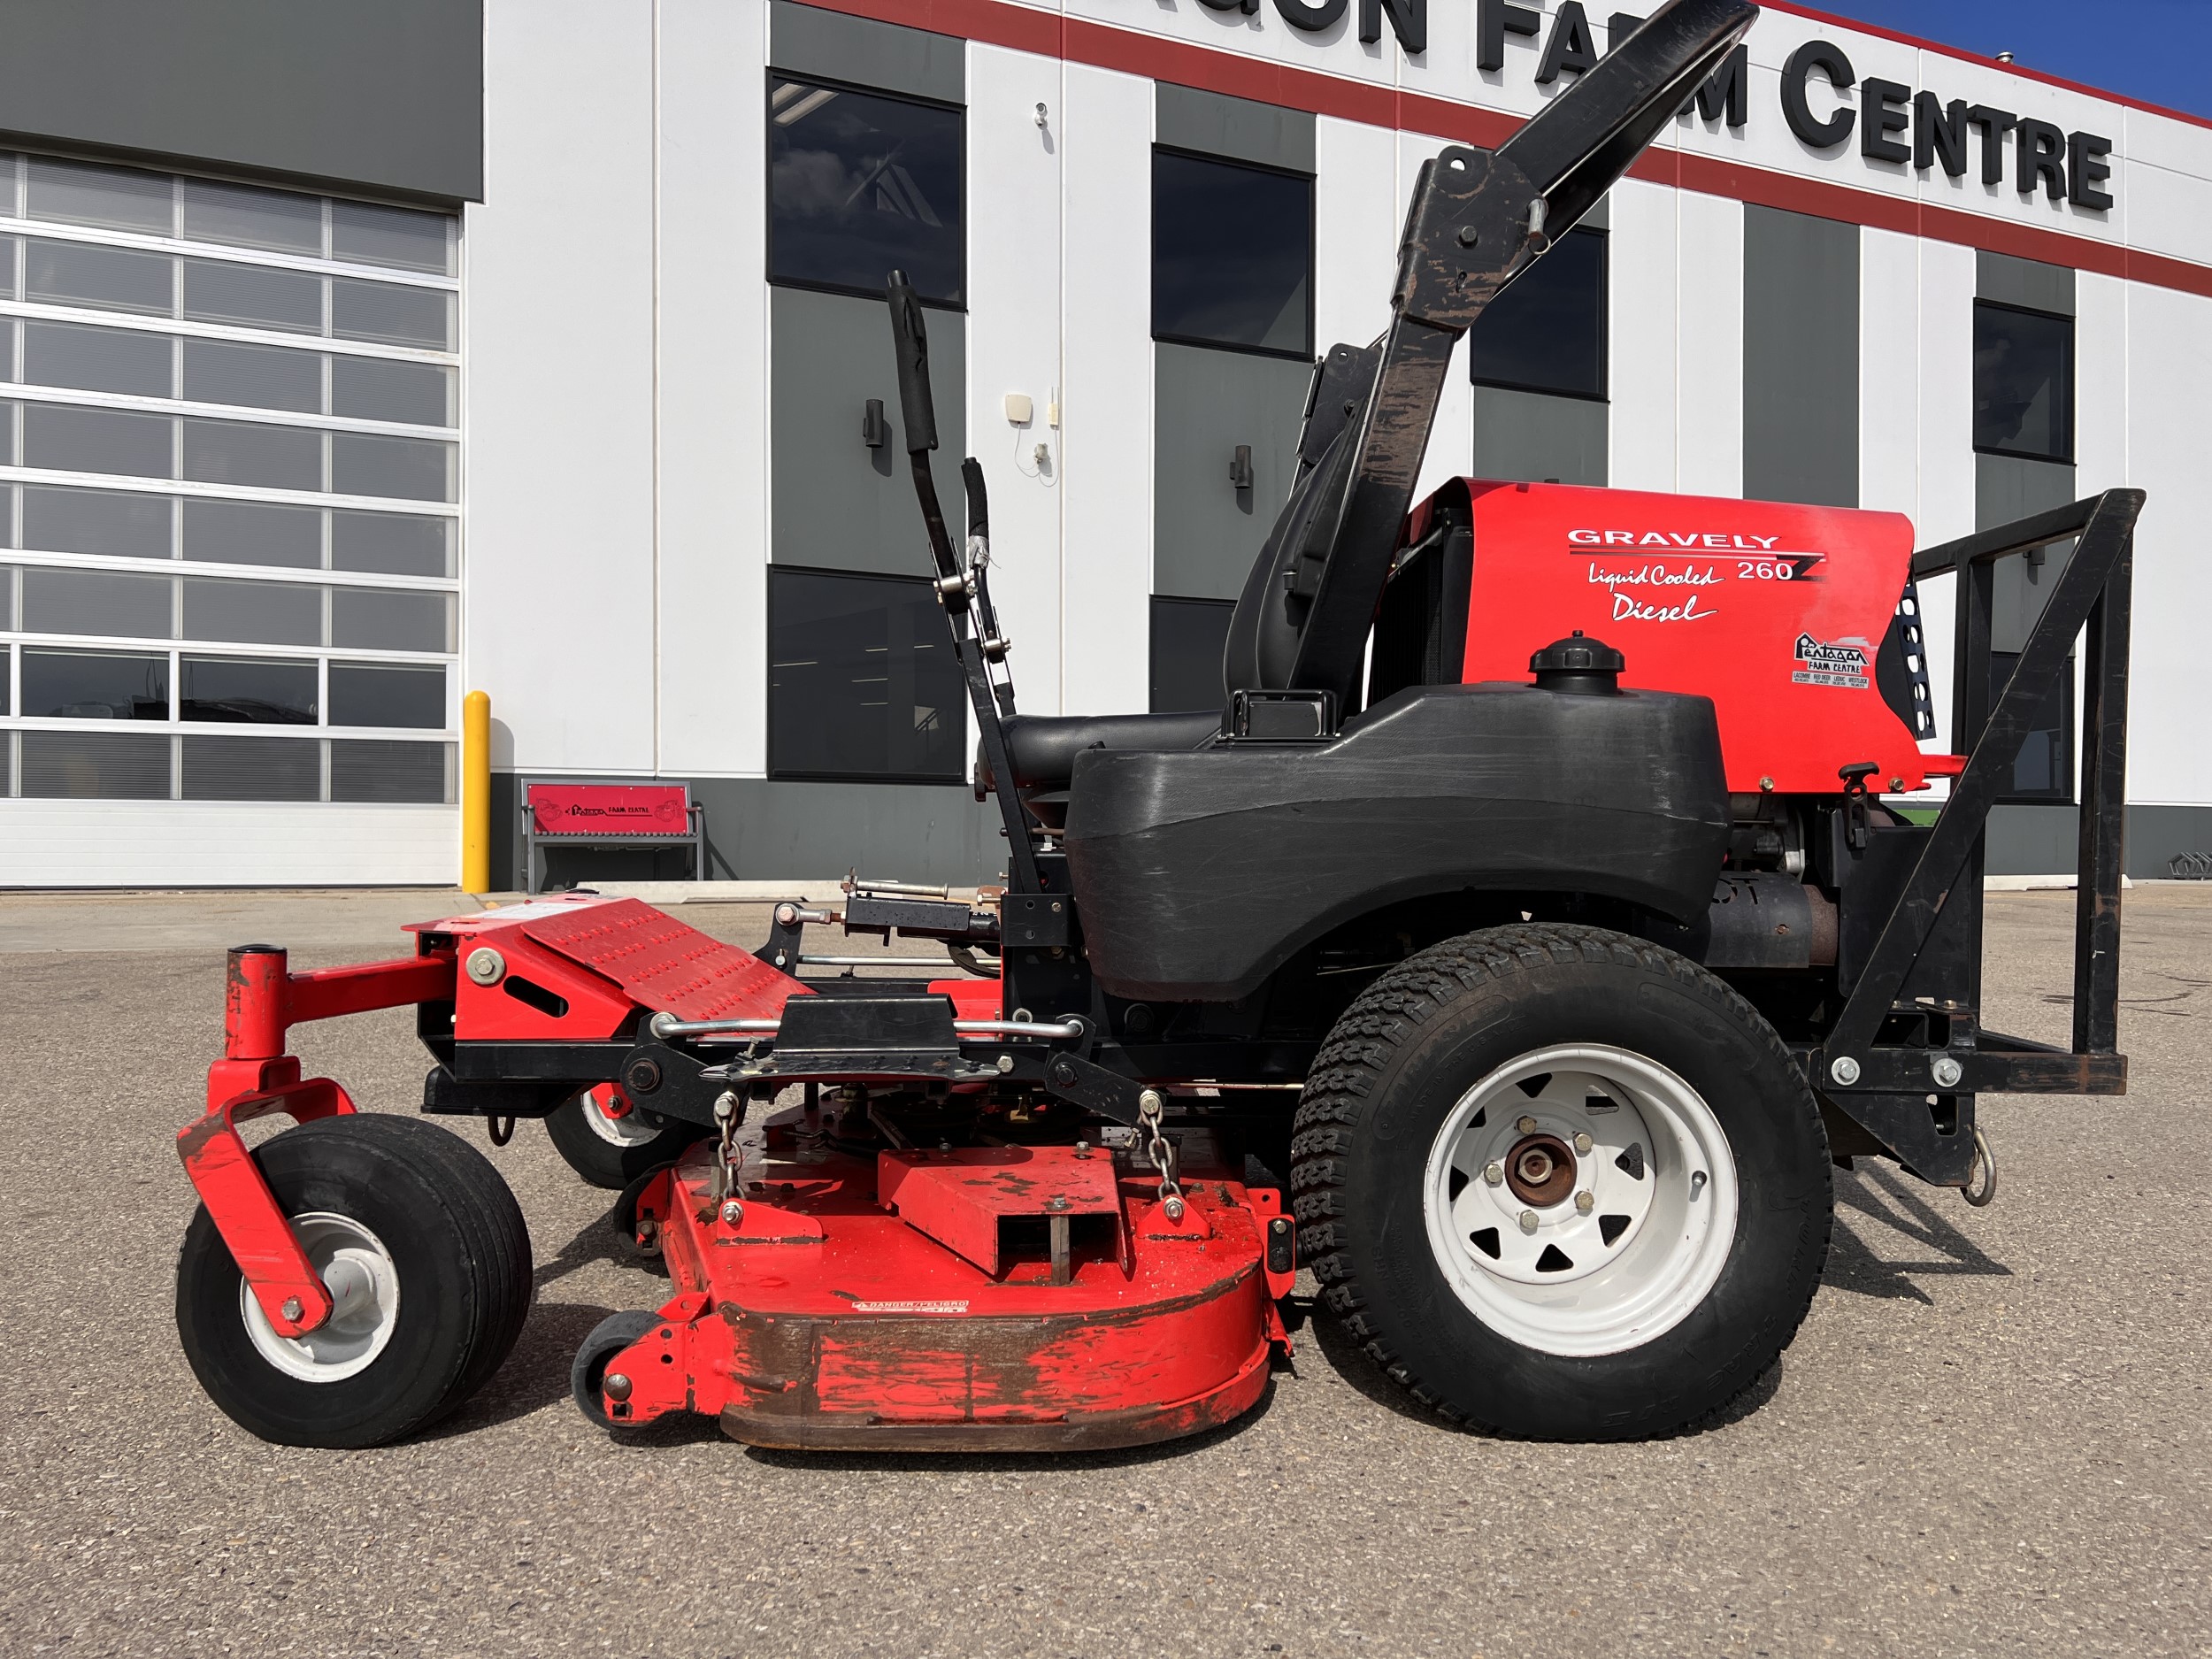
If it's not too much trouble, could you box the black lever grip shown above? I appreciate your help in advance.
[884,271,937,455]
[960,457,988,542]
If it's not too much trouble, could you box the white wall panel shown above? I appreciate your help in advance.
[1314,116,1397,357]
[2121,281,2211,806]
[2074,271,2130,496]
[967,45,1066,713]
[1910,238,1977,749]
[1607,177,1678,493]
[0,803,457,887]
[470,0,658,775]
[657,0,769,776]
[1857,227,1918,518]
[1057,62,1153,717]
[1674,190,1742,499]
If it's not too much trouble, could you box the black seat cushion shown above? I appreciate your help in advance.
[982,710,1221,793]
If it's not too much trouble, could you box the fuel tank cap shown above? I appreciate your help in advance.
[1529,630,1624,695]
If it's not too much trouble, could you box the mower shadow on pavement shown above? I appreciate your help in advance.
[1824,1164,2014,1306]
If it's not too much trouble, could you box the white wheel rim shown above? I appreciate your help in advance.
[239,1211,401,1382]
[580,1085,664,1148]
[1421,1044,1739,1358]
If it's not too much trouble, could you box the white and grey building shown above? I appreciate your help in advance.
[0,0,2206,887]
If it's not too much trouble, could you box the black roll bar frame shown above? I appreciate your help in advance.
[1816,488,2143,1100]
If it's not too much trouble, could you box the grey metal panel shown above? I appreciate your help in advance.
[771,286,965,578]
[0,1,481,204]
[1153,343,1313,601]
[1984,804,2079,878]
[1978,250,2075,316]
[1473,385,1609,487]
[1977,451,2078,653]
[491,772,997,887]
[770,0,964,103]
[1742,205,1858,509]
[1576,191,1609,231]
[2124,803,2212,878]
[1156,84,1315,173]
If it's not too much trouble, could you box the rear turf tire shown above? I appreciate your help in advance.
[1291,924,1831,1440]
[544,1087,707,1190]
[175,1114,534,1448]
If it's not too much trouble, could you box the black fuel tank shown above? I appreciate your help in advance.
[1063,680,1729,1002]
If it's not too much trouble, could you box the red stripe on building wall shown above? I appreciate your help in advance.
[784,0,2212,301]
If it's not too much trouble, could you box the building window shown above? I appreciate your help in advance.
[769,567,965,782]
[1990,650,2074,804]
[0,150,459,803]
[1149,596,1232,714]
[769,77,964,306]
[1974,302,2071,462]
[1471,227,1607,400]
[1152,150,1312,358]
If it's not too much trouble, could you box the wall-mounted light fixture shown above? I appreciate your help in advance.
[862,397,888,449]
[1229,444,1254,492]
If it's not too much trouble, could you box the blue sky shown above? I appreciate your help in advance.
[1816,0,2212,119]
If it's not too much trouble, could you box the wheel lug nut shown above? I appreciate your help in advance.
[1517,1115,1538,1135]
[1484,1161,1505,1186]
[1575,1190,1594,1214]
[1573,1132,1593,1155]
[1518,1210,1539,1234]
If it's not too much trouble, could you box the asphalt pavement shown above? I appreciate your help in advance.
[0,884,2206,1657]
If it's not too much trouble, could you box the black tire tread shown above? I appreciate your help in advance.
[1289,922,1831,1438]
[176,1112,533,1448]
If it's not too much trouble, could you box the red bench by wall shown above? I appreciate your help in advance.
[521,781,706,894]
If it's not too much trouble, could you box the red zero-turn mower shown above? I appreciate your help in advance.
[173,0,2142,1450]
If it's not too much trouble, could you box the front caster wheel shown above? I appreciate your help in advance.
[544,1084,707,1190]
[572,1310,660,1430]
[175,1113,534,1448]
[1292,925,1832,1440]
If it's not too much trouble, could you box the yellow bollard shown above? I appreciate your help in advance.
[461,689,492,894]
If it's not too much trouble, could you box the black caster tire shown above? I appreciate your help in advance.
[572,1310,661,1430]
[1292,924,1832,1440]
[175,1113,534,1448]
[544,1087,707,1190]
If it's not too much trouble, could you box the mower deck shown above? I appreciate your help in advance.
[606,1115,1294,1450]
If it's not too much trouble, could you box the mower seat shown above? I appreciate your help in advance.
[981,710,1221,795]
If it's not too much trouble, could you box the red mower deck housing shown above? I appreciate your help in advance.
[611,1128,1293,1450]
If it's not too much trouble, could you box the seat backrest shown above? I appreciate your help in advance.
[525,781,692,838]
[1219,342,1379,703]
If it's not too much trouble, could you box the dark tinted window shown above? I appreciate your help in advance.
[333,739,448,802]
[329,661,444,729]
[1974,302,2071,461]
[24,488,172,559]
[182,498,322,568]
[769,567,965,780]
[180,656,317,724]
[1149,596,1233,713]
[1153,150,1311,357]
[1471,227,1608,399]
[770,79,963,305]
[332,511,452,577]
[182,734,320,801]
[21,730,171,798]
[21,648,169,718]
[1991,650,2074,803]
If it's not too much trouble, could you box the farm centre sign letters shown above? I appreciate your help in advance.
[1187,0,2118,211]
